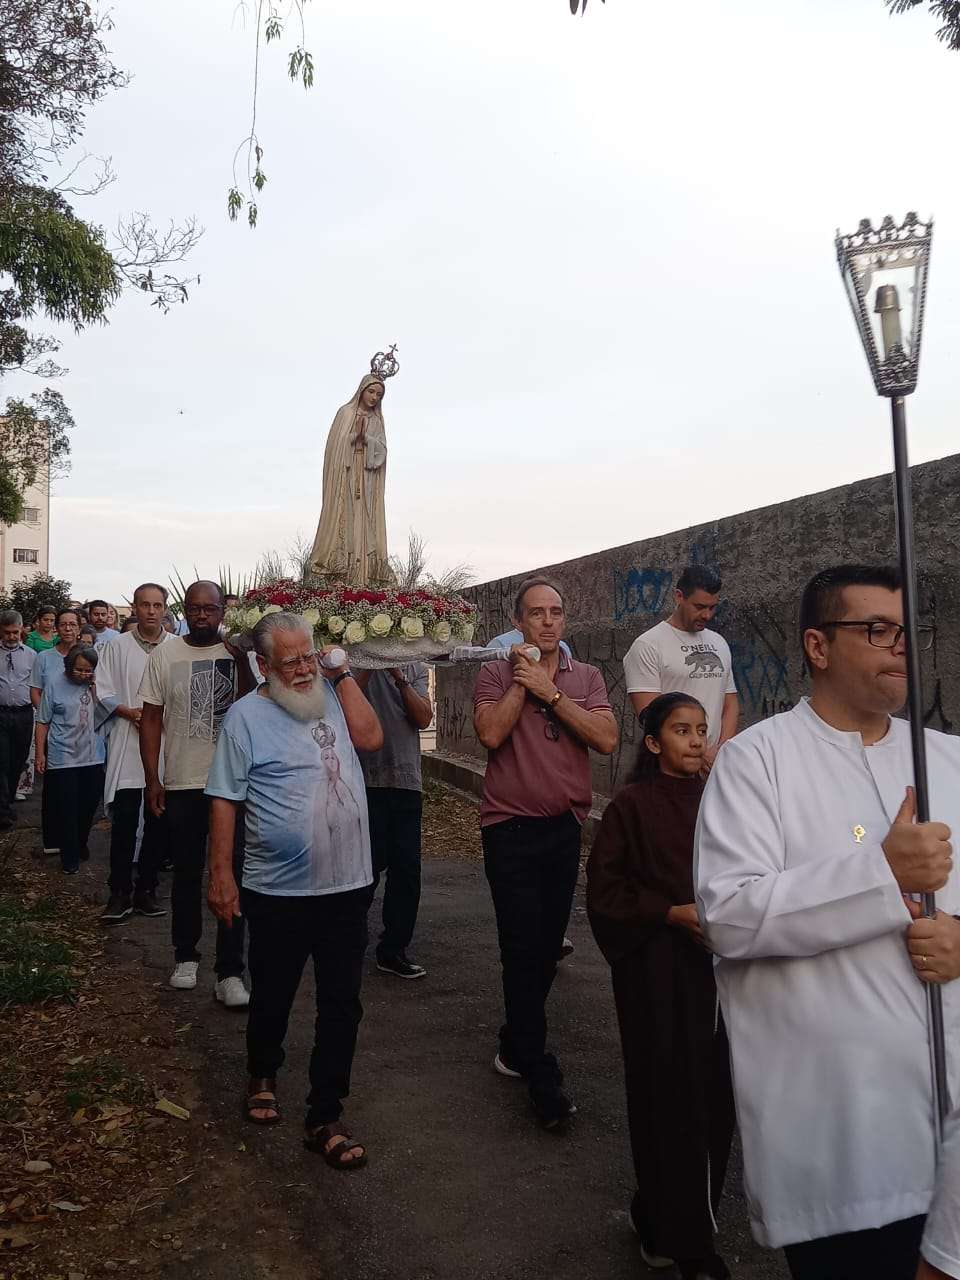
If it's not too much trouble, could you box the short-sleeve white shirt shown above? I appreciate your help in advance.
[622,620,736,746]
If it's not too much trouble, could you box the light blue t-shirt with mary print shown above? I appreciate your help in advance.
[205,688,372,897]
[37,671,105,769]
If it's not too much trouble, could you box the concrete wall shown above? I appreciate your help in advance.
[436,453,960,797]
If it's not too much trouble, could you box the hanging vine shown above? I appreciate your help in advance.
[228,0,315,228]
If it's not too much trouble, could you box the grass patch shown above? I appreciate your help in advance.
[0,895,58,922]
[0,893,76,1007]
[63,1054,151,1112]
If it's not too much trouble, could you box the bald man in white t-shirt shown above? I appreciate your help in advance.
[623,565,739,767]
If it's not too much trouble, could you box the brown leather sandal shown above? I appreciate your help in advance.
[303,1122,367,1169]
[244,1077,281,1125]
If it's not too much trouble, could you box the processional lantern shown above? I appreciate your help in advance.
[836,212,933,397]
[836,211,949,1140]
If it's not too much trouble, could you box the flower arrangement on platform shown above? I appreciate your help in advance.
[224,580,476,652]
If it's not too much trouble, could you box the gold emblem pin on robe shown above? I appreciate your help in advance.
[853,825,866,844]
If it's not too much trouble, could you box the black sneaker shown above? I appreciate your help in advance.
[376,954,426,979]
[529,1079,577,1129]
[100,893,133,923]
[133,889,165,918]
[559,936,574,960]
[678,1256,729,1280]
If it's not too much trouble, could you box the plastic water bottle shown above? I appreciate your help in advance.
[320,647,347,669]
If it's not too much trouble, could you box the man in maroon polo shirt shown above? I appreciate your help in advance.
[474,577,618,1129]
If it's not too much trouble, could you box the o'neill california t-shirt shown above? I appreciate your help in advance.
[623,620,736,747]
[139,637,236,790]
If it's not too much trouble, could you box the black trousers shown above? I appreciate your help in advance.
[366,786,423,959]
[243,886,369,1127]
[109,787,165,895]
[0,706,33,822]
[45,764,105,872]
[783,1214,925,1280]
[481,811,581,1082]
[41,768,55,848]
[165,788,245,978]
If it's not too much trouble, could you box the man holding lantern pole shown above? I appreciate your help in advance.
[695,564,960,1280]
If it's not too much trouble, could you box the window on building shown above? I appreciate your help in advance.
[22,508,39,524]
[12,548,39,565]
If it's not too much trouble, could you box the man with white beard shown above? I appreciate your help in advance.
[205,612,382,1168]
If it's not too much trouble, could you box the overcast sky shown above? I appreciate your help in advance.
[16,0,960,602]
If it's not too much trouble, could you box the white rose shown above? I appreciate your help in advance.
[302,607,321,628]
[458,621,475,643]
[262,604,282,615]
[400,615,425,640]
[368,612,393,638]
[430,620,451,644]
[343,621,367,645]
[326,615,346,636]
[242,607,263,629]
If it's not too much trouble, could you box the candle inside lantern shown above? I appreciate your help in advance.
[875,283,903,358]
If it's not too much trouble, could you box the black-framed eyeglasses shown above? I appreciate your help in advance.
[817,620,935,652]
[537,704,561,742]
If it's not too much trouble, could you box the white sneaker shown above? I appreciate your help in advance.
[169,961,199,990]
[214,976,250,1009]
[15,791,27,802]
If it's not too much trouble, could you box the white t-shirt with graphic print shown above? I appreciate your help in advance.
[622,619,737,746]
[139,637,237,790]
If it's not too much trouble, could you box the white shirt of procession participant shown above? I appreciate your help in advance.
[96,626,169,809]
[695,576,960,1251]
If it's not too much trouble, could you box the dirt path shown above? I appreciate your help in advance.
[13,790,788,1279]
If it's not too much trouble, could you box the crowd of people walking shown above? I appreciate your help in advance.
[2,563,960,1279]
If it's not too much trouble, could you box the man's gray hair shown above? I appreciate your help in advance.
[0,610,23,629]
[252,611,313,660]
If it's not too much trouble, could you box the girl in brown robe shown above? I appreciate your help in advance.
[586,692,734,1280]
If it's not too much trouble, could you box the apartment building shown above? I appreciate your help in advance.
[0,475,50,595]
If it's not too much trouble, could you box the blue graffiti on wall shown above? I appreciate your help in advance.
[612,567,673,623]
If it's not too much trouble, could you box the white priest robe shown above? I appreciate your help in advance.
[694,697,960,1249]
[96,630,167,810]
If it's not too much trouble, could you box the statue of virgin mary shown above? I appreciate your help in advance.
[308,371,392,586]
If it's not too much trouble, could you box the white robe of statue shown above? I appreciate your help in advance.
[308,373,391,586]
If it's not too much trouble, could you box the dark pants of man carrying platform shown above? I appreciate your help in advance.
[366,786,423,961]
[243,886,369,1127]
[165,788,245,978]
[482,810,581,1083]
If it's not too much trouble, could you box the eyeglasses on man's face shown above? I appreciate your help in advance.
[276,651,319,674]
[817,620,935,652]
[185,603,223,617]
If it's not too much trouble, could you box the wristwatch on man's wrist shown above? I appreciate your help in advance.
[547,690,562,709]
[332,670,354,689]
[393,674,408,689]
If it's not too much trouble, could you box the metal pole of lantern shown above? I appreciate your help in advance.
[836,214,949,1143]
